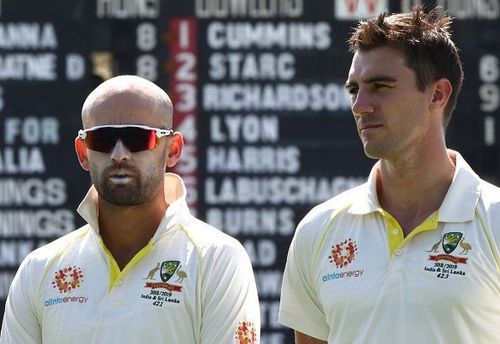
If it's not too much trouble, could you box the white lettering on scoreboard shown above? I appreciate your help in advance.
[0,23,57,49]
[207,22,331,50]
[210,115,278,143]
[0,209,74,238]
[207,207,295,236]
[437,0,500,20]
[402,0,500,19]
[203,83,351,111]
[0,148,45,173]
[207,146,300,173]
[0,178,67,206]
[209,52,295,80]
[255,270,283,297]
[0,117,60,174]
[479,54,500,146]
[0,22,84,81]
[244,239,277,267]
[97,0,160,18]
[0,23,58,80]
[0,114,75,269]
[196,0,304,18]
[206,176,365,204]
[260,301,281,329]
[4,117,59,145]
[0,54,57,81]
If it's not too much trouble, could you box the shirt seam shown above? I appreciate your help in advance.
[475,210,500,271]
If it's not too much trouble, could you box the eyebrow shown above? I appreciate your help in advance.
[345,75,398,89]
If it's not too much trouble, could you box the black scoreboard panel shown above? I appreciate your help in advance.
[0,0,499,341]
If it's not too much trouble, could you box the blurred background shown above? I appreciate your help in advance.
[0,0,499,342]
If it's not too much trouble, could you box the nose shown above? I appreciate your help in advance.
[352,88,375,117]
[110,139,131,163]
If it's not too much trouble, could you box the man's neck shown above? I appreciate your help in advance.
[377,147,455,236]
[98,196,167,270]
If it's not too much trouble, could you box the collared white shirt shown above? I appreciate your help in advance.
[1,173,260,344]
[279,152,500,343]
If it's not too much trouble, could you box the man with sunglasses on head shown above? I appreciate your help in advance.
[0,75,260,344]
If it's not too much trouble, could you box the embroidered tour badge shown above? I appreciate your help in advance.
[424,232,471,279]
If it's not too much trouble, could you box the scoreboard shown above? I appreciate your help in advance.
[0,0,499,342]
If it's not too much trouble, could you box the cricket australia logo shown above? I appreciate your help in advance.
[160,260,180,282]
[425,232,471,263]
[424,232,471,279]
[143,260,188,293]
[442,232,463,254]
[141,260,186,308]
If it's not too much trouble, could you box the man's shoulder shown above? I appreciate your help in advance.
[303,183,365,224]
[22,226,91,268]
[179,215,247,256]
[480,179,500,204]
[295,183,366,240]
[478,179,500,226]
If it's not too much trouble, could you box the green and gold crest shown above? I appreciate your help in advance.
[160,261,179,282]
[442,232,463,254]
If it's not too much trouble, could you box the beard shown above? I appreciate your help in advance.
[90,159,165,206]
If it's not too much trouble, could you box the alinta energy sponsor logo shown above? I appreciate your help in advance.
[44,265,89,307]
[234,321,257,344]
[323,238,363,282]
[424,232,470,279]
[322,269,364,282]
[329,238,358,268]
[52,265,84,293]
[44,296,89,307]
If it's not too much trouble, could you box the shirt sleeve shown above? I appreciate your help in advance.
[0,257,42,344]
[278,219,329,340]
[200,240,260,344]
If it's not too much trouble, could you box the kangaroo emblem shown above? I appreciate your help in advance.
[144,262,161,280]
[426,240,441,253]
[175,265,187,283]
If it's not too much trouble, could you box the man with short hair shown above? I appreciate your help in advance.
[279,7,500,344]
[1,75,260,343]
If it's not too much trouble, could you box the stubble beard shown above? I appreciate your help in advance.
[90,162,165,206]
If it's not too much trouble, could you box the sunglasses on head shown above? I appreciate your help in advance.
[77,124,174,153]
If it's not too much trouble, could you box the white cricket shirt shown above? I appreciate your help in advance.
[1,173,260,344]
[279,151,500,343]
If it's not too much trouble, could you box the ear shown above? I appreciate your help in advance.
[165,132,184,168]
[429,78,452,113]
[75,138,90,171]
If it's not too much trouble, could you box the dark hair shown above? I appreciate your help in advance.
[347,6,464,127]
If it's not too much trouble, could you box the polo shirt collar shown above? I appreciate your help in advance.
[348,161,381,215]
[438,151,481,222]
[348,151,481,223]
[77,173,189,240]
